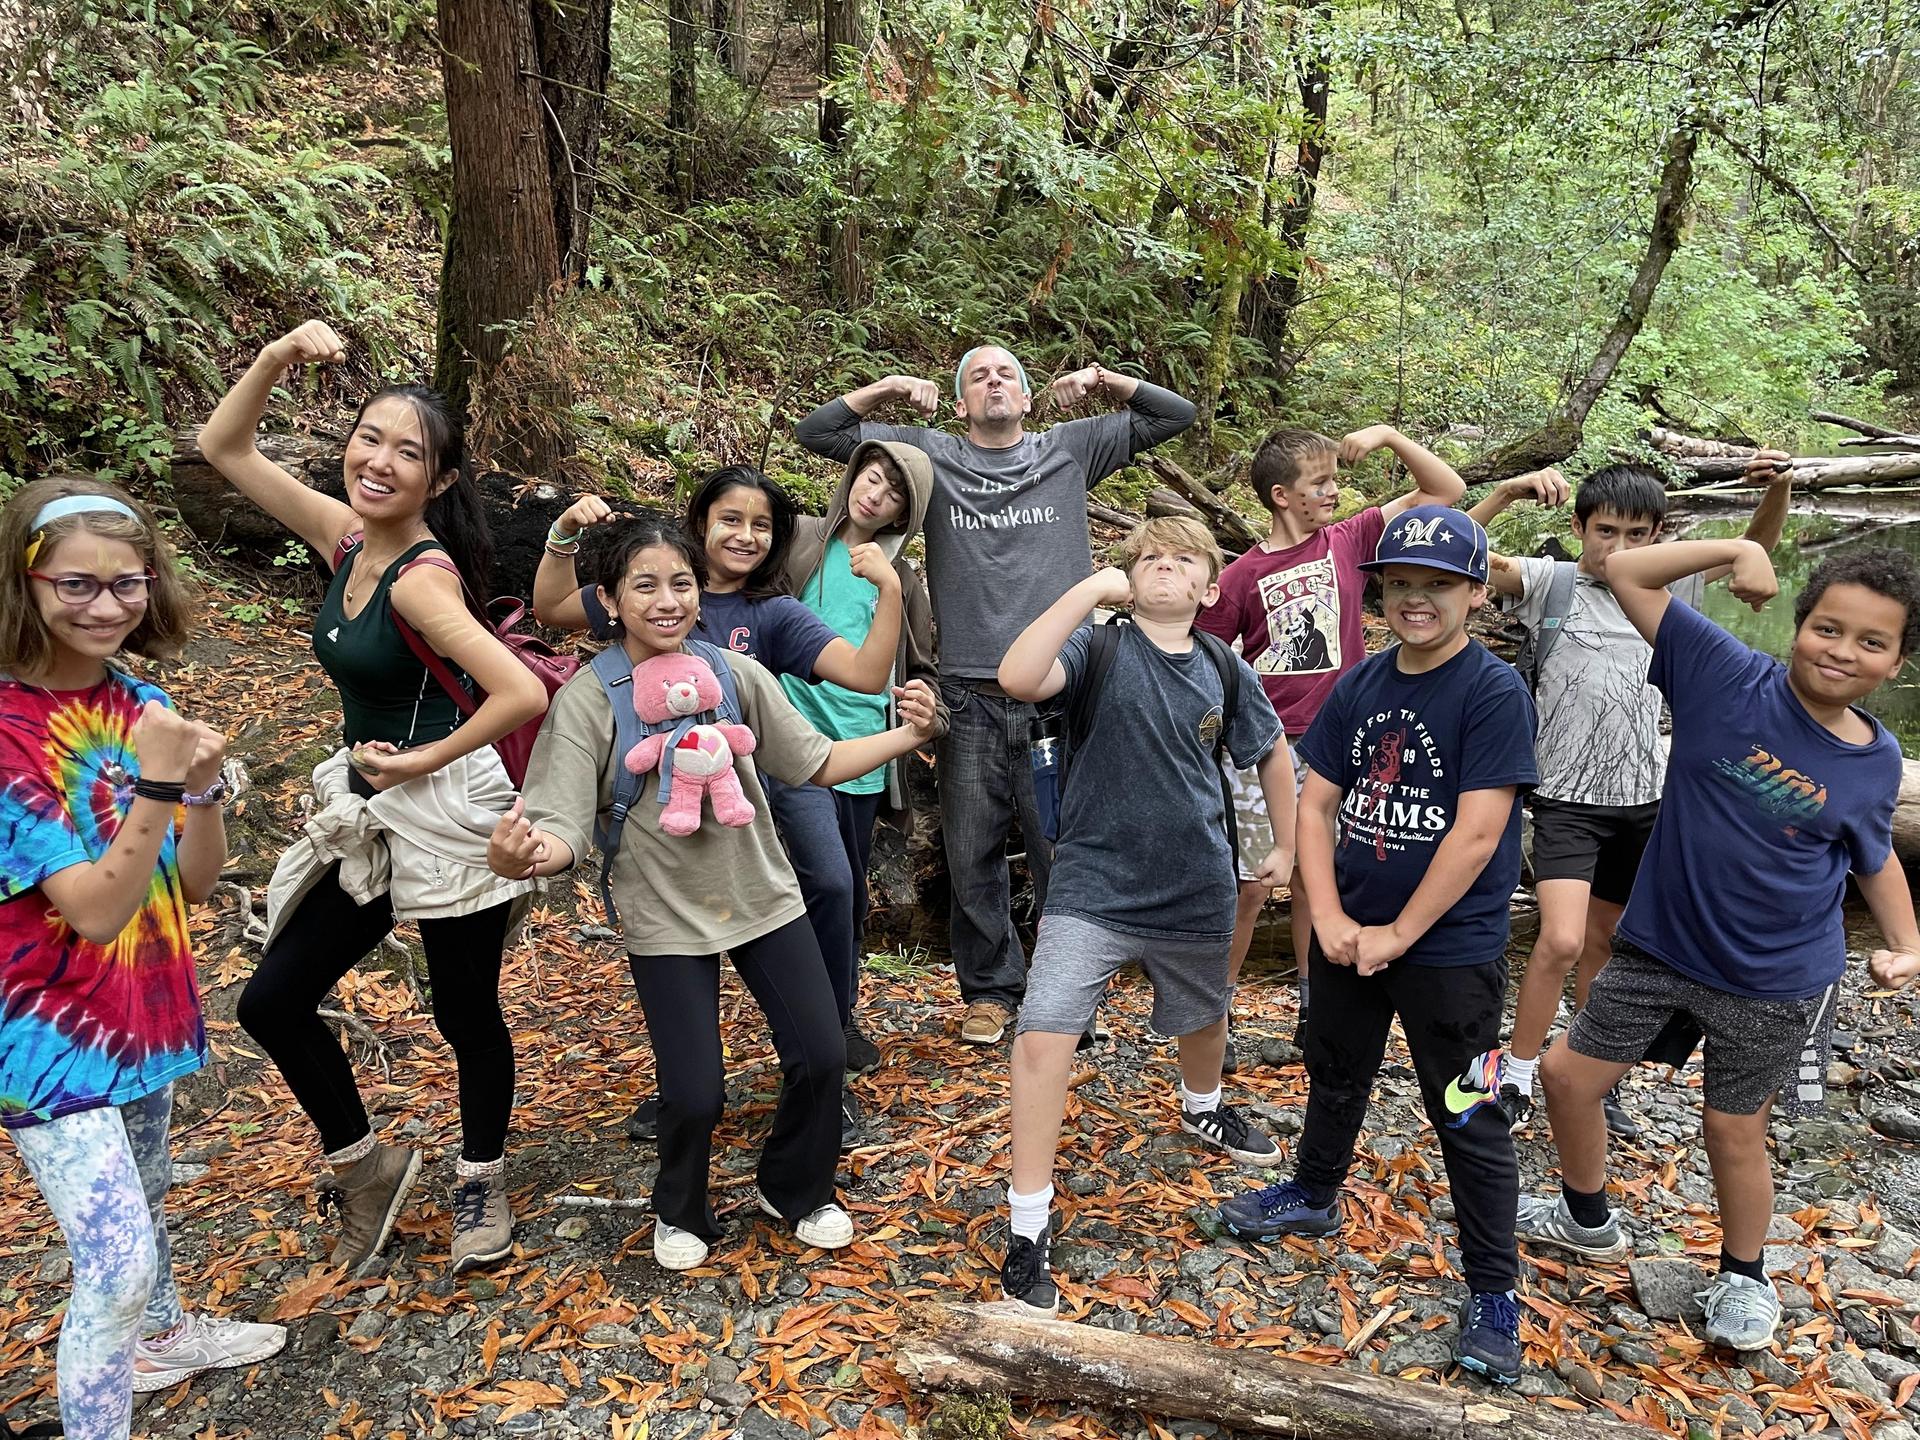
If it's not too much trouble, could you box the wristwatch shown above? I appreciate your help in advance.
[182,775,233,808]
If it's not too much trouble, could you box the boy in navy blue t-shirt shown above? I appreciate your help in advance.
[1517,540,1920,1352]
[1216,505,1538,1387]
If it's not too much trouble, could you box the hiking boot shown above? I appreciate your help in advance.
[960,1002,1010,1045]
[132,1311,287,1394]
[1181,1104,1281,1164]
[316,1143,421,1276]
[1455,1291,1521,1385]
[759,1192,855,1249]
[1514,1193,1629,1262]
[840,1089,863,1151]
[654,1222,709,1271]
[1699,1272,1782,1351]
[1602,1085,1641,1140]
[843,1022,881,1074]
[1499,1083,1533,1134]
[624,1096,659,1142]
[1000,1232,1059,1316]
[450,1173,514,1274]
[1217,1180,1340,1241]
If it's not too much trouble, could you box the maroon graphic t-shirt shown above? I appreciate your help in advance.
[1197,507,1387,736]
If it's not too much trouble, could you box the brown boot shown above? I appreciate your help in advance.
[450,1172,514,1273]
[317,1143,421,1276]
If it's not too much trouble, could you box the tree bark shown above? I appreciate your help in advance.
[531,0,614,282]
[1135,454,1262,550]
[1815,409,1906,441]
[434,0,573,473]
[668,0,698,208]
[896,1302,1656,1440]
[820,0,863,302]
[1247,0,1332,376]
[709,0,748,79]
[1648,427,1920,486]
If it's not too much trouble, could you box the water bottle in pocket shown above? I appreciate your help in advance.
[1029,713,1064,843]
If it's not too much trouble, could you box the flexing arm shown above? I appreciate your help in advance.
[1605,538,1778,645]
[999,569,1133,701]
[1699,454,1794,585]
[199,322,360,559]
[173,722,229,904]
[1858,851,1920,988]
[794,378,938,461]
[1353,787,1517,974]
[1466,469,1570,528]
[1341,426,1467,521]
[807,545,904,694]
[1296,770,1356,965]
[532,494,616,629]
[810,681,940,786]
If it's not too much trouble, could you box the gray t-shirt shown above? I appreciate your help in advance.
[1510,557,1701,807]
[794,385,1197,679]
[1044,622,1281,941]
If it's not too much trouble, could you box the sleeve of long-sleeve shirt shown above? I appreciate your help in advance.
[793,398,930,464]
[1066,381,1199,485]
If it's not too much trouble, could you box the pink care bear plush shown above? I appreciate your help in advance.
[622,651,758,836]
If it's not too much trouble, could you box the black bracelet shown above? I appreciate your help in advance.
[132,778,186,804]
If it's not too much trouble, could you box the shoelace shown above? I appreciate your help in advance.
[1699,1278,1773,1329]
[315,1181,343,1219]
[1251,1179,1315,1215]
[1467,1291,1520,1337]
[1004,1235,1050,1293]
[453,1179,492,1232]
[1209,1106,1252,1147]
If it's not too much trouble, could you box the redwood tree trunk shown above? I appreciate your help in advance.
[434,0,571,473]
[531,0,613,281]
[1247,0,1331,377]
[668,0,698,208]
[820,0,863,301]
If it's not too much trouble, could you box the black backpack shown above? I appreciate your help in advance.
[1053,614,1245,871]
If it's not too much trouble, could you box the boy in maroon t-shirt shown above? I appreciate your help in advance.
[1196,426,1465,1051]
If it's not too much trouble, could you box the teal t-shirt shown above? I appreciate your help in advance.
[781,538,890,794]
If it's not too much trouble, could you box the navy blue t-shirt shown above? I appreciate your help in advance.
[580,584,837,681]
[1298,640,1537,966]
[1046,622,1281,942]
[1617,600,1901,1000]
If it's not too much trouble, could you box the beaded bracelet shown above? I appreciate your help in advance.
[132,778,186,804]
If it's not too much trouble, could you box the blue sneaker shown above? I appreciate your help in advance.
[1454,1290,1521,1385]
[1216,1180,1340,1241]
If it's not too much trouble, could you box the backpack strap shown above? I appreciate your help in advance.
[1191,628,1245,876]
[388,553,479,718]
[681,637,745,726]
[590,645,648,926]
[1528,560,1579,691]
[1065,615,1128,757]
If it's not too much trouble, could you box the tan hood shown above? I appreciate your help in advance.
[821,439,933,563]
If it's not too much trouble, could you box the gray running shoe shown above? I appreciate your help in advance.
[1699,1272,1782,1350]
[1514,1193,1629,1262]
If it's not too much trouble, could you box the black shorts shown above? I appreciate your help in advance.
[1528,795,1659,905]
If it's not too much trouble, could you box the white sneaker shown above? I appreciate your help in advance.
[759,1192,855,1249]
[132,1311,287,1394]
[1699,1272,1782,1351]
[654,1221,710,1271]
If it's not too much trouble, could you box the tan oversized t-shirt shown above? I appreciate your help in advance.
[521,650,833,956]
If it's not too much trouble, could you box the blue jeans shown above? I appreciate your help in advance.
[764,775,883,1027]
[936,680,1056,1011]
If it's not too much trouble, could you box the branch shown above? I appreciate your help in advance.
[1813,409,1903,440]
[1702,116,1871,278]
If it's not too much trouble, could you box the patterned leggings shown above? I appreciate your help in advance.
[8,1087,183,1440]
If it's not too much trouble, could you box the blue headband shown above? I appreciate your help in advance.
[953,347,1032,401]
[30,496,139,531]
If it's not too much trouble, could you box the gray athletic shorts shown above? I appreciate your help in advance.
[1567,940,1834,1117]
[1015,912,1231,1039]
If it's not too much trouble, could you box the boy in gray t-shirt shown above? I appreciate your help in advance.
[1473,457,1790,1133]
[990,516,1295,1316]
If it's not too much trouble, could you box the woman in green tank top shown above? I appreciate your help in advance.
[200,320,549,1281]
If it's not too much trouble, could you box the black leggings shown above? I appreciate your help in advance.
[627,916,846,1239]
[237,863,516,1162]
[1293,944,1520,1293]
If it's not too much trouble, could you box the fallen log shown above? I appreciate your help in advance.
[895,1301,1653,1440]
[1137,453,1263,551]
[1814,409,1905,440]
[1898,761,1920,868]
[1660,453,1920,489]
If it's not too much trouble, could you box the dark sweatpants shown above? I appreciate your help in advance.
[1293,944,1520,1294]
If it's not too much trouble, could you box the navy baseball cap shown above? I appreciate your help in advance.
[1358,505,1490,582]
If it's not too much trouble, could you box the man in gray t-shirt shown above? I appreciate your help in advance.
[795,348,1196,1043]
[1473,456,1791,1133]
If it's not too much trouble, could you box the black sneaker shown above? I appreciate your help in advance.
[1455,1290,1521,1385]
[1498,1083,1533,1134]
[624,1096,659,1142]
[1000,1232,1059,1316]
[1602,1085,1640,1141]
[840,1090,863,1151]
[843,1023,881,1074]
[1181,1104,1280,1164]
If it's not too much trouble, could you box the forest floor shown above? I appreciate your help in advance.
[9,603,1920,1440]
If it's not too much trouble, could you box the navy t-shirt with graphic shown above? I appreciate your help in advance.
[580,584,836,681]
[1617,600,1901,1001]
[1297,641,1538,966]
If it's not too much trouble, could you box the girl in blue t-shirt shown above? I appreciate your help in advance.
[531,467,910,1142]
[0,479,285,1439]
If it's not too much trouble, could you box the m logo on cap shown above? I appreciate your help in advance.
[1396,515,1447,549]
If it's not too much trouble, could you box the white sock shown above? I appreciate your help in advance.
[1181,1083,1222,1115]
[456,1155,506,1181]
[1008,1183,1053,1243]
[1505,1055,1539,1094]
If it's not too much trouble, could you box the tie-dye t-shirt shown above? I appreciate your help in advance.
[0,671,205,1128]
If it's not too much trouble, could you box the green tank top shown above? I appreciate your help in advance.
[313,539,468,747]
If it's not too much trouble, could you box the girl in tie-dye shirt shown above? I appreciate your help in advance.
[0,479,284,1439]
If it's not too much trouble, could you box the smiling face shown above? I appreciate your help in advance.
[1127,543,1218,623]
[343,395,446,522]
[1378,563,1485,659]
[955,347,1031,429]
[1789,582,1909,713]
[27,531,152,670]
[1572,506,1661,579]
[848,459,909,532]
[601,542,702,659]
[698,484,774,592]
[1273,450,1341,530]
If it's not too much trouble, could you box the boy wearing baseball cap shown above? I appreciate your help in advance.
[1216,506,1537,1386]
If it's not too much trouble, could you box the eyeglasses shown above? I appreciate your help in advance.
[27,570,156,606]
